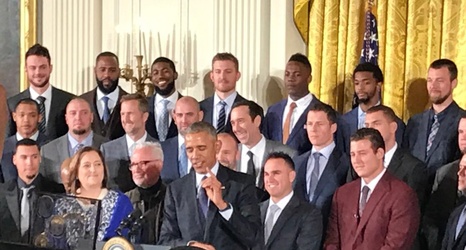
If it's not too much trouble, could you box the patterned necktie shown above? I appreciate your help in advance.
[308,152,321,201]
[426,114,439,155]
[359,185,370,216]
[37,96,46,134]
[264,204,280,243]
[216,101,227,133]
[456,205,466,239]
[157,99,170,141]
[74,143,84,155]
[179,143,188,177]
[21,185,35,235]
[198,176,209,218]
[282,102,297,143]
[102,96,110,124]
[246,151,256,178]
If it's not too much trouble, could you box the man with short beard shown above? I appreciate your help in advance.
[146,57,182,142]
[6,44,75,141]
[81,51,128,140]
[342,63,405,144]
[403,59,466,176]
[40,98,107,183]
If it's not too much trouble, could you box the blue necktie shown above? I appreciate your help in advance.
[102,96,110,124]
[37,96,46,134]
[179,143,188,177]
[216,101,227,133]
[308,152,321,201]
[198,176,209,218]
[158,99,170,141]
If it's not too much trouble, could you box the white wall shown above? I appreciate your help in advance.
[40,0,305,108]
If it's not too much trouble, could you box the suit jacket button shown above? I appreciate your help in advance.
[101,130,106,135]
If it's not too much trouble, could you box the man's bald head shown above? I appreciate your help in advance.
[173,96,204,136]
[216,132,239,170]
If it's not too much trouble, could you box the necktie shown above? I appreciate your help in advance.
[308,152,321,201]
[21,186,35,235]
[359,185,370,216]
[198,176,209,218]
[282,102,297,143]
[426,114,439,155]
[102,96,110,124]
[74,143,84,155]
[37,96,46,134]
[246,151,256,178]
[179,143,188,177]
[456,206,466,239]
[157,99,170,141]
[216,101,227,133]
[264,204,280,243]
[358,112,366,129]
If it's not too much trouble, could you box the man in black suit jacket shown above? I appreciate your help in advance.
[0,139,65,244]
[146,57,181,141]
[158,122,260,250]
[2,98,48,182]
[200,53,248,134]
[81,51,127,140]
[254,152,322,250]
[403,59,466,176]
[7,44,75,141]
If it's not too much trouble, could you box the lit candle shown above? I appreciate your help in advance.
[193,34,197,73]
[116,33,120,59]
[143,32,148,65]
[139,30,142,56]
[148,31,152,62]
[126,33,131,65]
[157,32,162,56]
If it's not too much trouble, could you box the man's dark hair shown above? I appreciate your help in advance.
[366,105,397,123]
[14,98,40,113]
[352,62,384,83]
[264,152,295,170]
[151,57,177,73]
[186,121,217,139]
[429,59,458,81]
[15,138,40,154]
[212,53,239,71]
[96,51,119,65]
[288,53,312,73]
[350,128,385,153]
[25,43,51,64]
[231,100,264,121]
[308,103,338,124]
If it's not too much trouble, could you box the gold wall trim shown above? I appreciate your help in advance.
[20,0,37,91]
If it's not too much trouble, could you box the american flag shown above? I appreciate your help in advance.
[360,1,379,65]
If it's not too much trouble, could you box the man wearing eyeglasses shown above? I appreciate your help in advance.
[126,141,166,245]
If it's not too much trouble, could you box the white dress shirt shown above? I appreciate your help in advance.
[384,143,398,168]
[16,131,39,141]
[357,101,381,128]
[154,91,178,128]
[96,87,120,120]
[282,93,313,133]
[126,132,148,157]
[29,85,52,124]
[360,168,387,201]
[240,135,266,184]
[306,141,336,194]
[265,191,294,226]
[213,91,237,128]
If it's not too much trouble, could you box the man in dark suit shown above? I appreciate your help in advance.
[0,139,65,244]
[101,94,157,192]
[126,141,166,244]
[442,154,466,250]
[293,103,349,230]
[160,96,203,183]
[146,57,181,141]
[2,98,48,182]
[324,128,420,250]
[423,115,466,250]
[403,59,466,176]
[341,63,405,144]
[158,122,261,250]
[81,51,127,140]
[254,152,322,250]
[263,53,349,155]
[40,98,107,183]
[7,44,75,141]
[200,53,247,134]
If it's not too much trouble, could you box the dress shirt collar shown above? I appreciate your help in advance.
[155,91,179,106]
[214,91,237,107]
[384,143,398,167]
[361,168,386,192]
[311,141,335,160]
[357,101,381,118]
[68,131,94,149]
[126,132,148,155]
[242,135,266,154]
[16,130,39,141]
[195,162,220,188]
[29,85,52,101]
[286,93,313,108]
[268,190,294,211]
[17,174,39,189]
[96,86,120,105]
[178,135,185,147]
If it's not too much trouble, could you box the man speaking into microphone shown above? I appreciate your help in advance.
[158,122,260,250]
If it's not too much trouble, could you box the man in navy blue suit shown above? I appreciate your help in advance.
[341,63,405,143]
[263,53,349,155]
[160,96,204,183]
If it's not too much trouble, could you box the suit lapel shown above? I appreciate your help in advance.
[183,171,204,239]
[275,101,287,139]
[47,87,59,132]
[295,151,312,202]
[313,149,340,200]
[426,108,458,162]
[387,148,404,176]
[57,135,70,158]
[416,112,430,162]
[287,96,319,143]
[204,97,214,125]
[266,195,300,247]
[5,182,20,232]
[348,108,358,134]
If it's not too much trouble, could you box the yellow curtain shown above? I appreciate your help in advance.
[294,0,466,120]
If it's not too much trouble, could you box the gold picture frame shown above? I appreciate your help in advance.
[20,0,37,91]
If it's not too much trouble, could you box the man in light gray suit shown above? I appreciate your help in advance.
[230,100,296,201]
[101,94,157,192]
[40,98,107,183]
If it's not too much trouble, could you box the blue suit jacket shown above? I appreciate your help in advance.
[1,133,48,182]
[160,136,182,184]
[200,93,247,134]
[263,96,350,155]
[146,93,181,142]
[341,107,406,144]
[293,147,349,229]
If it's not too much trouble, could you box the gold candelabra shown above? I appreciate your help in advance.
[120,55,154,96]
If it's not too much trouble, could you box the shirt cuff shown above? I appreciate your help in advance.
[219,203,233,220]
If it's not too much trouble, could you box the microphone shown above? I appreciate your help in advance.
[116,208,142,235]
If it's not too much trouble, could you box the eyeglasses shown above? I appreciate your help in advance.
[129,160,159,170]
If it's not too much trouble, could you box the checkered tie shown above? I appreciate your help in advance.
[37,96,46,134]
[426,114,439,155]
[157,99,170,141]
[216,101,227,133]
